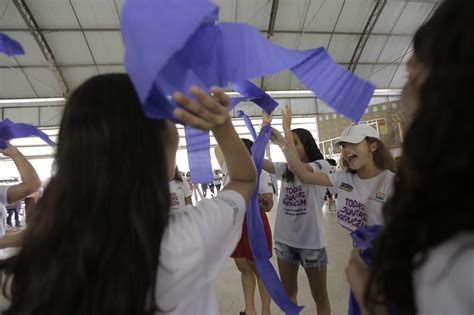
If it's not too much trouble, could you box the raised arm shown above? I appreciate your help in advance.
[263,159,275,174]
[0,144,41,204]
[279,105,332,186]
[214,145,225,168]
[173,86,257,202]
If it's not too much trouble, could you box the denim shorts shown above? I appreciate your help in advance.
[274,241,328,269]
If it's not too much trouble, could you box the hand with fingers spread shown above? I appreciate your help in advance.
[282,104,292,131]
[173,85,256,203]
[172,85,230,132]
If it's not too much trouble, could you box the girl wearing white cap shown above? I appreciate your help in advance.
[271,105,396,232]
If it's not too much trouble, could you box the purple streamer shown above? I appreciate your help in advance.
[231,81,278,114]
[121,0,375,184]
[348,225,383,315]
[0,119,55,149]
[248,124,304,314]
[236,110,257,141]
[184,126,213,184]
[0,33,24,57]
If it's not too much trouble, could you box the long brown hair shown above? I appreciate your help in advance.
[0,74,171,314]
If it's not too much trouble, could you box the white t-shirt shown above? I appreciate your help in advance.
[328,169,394,231]
[273,160,330,249]
[0,186,9,237]
[221,163,273,195]
[168,180,192,212]
[414,233,474,315]
[155,190,245,314]
[0,190,246,314]
[258,171,273,195]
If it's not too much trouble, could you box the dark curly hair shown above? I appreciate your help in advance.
[366,1,474,314]
[0,74,171,315]
[282,128,324,182]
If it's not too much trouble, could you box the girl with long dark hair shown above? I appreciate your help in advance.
[263,124,332,315]
[0,73,256,315]
[346,1,474,314]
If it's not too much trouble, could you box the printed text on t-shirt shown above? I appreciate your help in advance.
[336,198,367,229]
[283,186,307,216]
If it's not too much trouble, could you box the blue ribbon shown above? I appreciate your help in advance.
[0,119,55,149]
[348,225,384,315]
[121,0,375,183]
[247,123,304,314]
[236,110,257,141]
[231,81,278,114]
[0,33,24,56]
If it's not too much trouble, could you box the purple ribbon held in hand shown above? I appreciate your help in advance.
[0,119,55,149]
[121,0,375,184]
[0,33,25,56]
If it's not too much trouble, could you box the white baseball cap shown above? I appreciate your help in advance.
[335,124,379,145]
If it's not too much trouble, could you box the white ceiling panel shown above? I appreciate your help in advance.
[62,66,99,91]
[85,31,123,64]
[402,44,413,62]
[0,1,27,28]
[289,98,316,115]
[213,0,237,22]
[70,0,120,28]
[45,32,94,65]
[236,0,272,30]
[23,68,63,97]
[114,0,125,17]
[392,2,436,34]
[40,106,64,126]
[263,71,292,91]
[271,33,301,50]
[389,64,408,89]
[327,34,359,63]
[272,0,310,32]
[288,74,306,90]
[4,107,38,125]
[301,0,344,32]
[0,32,48,66]
[378,35,411,63]
[298,33,331,50]
[369,65,398,88]
[372,2,407,34]
[354,64,374,81]
[359,35,388,63]
[26,0,80,29]
[334,0,373,33]
[0,69,36,98]
[98,65,126,74]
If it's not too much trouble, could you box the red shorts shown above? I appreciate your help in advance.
[231,210,273,261]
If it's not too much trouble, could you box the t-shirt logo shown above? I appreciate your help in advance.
[339,182,353,192]
[375,192,385,201]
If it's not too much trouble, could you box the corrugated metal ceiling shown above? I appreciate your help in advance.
[0,0,440,99]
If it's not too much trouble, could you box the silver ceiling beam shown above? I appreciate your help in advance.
[348,0,387,73]
[12,0,70,96]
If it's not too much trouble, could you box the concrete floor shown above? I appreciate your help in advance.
[215,196,353,315]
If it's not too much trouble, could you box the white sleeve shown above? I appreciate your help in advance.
[327,169,344,188]
[182,181,192,198]
[193,190,246,274]
[0,186,8,206]
[311,159,331,173]
[272,162,287,181]
[258,171,273,194]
